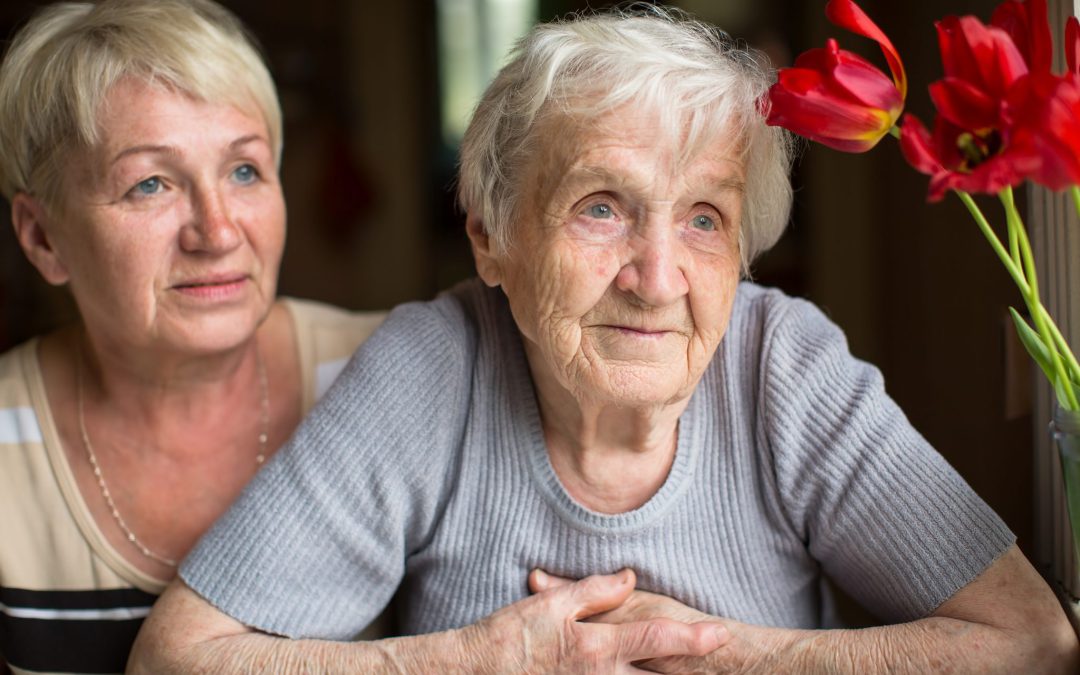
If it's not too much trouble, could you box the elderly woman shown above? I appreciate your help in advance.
[132,7,1077,673]
[0,1,384,672]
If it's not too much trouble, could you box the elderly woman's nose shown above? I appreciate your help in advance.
[179,188,242,253]
[614,233,689,307]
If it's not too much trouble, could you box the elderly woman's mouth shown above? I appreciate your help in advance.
[607,325,670,336]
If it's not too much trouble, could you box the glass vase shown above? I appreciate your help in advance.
[1054,405,1080,560]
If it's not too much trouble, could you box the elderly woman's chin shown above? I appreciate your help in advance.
[540,345,699,410]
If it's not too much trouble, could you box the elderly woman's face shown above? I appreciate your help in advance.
[480,109,745,407]
[44,78,284,355]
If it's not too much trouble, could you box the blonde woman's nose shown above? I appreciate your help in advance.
[179,189,242,254]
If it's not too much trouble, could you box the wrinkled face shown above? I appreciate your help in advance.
[480,109,745,408]
[47,78,285,356]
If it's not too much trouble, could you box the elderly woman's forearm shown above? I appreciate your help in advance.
[126,583,471,674]
[708,615,1078,675]
[128,630,475,675]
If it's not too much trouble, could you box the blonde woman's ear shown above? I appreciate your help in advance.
[465,213,503,288]
[11,192,70,286]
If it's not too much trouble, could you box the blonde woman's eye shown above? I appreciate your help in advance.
[133,177,162,196]
[232,164,259,184]
[691,214,716,231]
[586,203,614,219]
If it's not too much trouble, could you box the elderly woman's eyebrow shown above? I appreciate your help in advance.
[560,165,747,198]
[710,175,746,195]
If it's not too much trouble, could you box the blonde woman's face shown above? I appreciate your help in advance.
[49,78,285,356]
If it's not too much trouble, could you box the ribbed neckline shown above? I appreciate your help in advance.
[486,288,702,535]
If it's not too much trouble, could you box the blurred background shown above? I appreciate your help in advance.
[0,0,1053,607]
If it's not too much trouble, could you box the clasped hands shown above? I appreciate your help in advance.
[456,568,764,674]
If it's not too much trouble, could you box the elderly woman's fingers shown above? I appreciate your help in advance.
[597,589,714,626]
[463,570,727,672]
[560,569,638,620]
[606,618,729,667]
[529,567,604,592]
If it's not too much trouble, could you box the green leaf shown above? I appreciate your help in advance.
[1010,307,1056,384]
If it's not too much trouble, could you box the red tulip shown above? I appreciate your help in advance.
[899,11,1043,200]
[898,113,1036,201]
[1006,73,1080,189]
[929,16,1029,131]
[990,0,1053,74]
[766,0,905,152]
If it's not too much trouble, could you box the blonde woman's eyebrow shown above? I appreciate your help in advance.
[108,144,181,166]
[228,133,270,152]
[108,134,269,167]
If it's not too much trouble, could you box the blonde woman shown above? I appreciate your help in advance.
[0,2,382,672]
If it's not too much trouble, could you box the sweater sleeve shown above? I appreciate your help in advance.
[179,296,474,640]
[758,293,1014,623]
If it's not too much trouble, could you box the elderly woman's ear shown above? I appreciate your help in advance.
[465,213,503,288]
[10,192,70,286]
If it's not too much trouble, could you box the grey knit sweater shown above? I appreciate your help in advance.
[181,279,1014,640]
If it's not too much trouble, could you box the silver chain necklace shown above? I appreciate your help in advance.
[75,342,269,568]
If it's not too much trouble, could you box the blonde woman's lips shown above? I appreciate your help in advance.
[171,274,250,299]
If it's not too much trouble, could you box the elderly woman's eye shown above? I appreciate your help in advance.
[586,203,614,219]
[232,163,259,184]
[132,176,163,196]
[691,214,717,231]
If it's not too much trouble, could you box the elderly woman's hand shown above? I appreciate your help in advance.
[529,569,795,675]
[463,569,729,673]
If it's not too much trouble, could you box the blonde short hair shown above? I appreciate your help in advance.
[0,0,282,209]
[458,5,795,272]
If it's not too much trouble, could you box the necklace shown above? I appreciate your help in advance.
[75,343,270,568]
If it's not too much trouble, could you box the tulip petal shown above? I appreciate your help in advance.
[767,80,892,152]
[937,16,1028,96]
[929,78,1000,130]
[1067,16,1079,75]
[991,0,1052,74]
[826,0,906,98]
[899,114,941,172]
[1007,73,1080,189]
[830,58,905,111]
[788,43,901,113]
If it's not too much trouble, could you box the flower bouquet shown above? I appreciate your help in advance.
[764,0,1080,561]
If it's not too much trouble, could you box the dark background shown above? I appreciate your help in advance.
[0,0,1036,608]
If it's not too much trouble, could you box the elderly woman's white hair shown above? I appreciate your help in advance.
[458,5,795,273]
[0,0,282,210]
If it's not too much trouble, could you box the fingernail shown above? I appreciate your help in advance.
[533,569,548,587]
[714,625,730,644]
[618,569,632,585]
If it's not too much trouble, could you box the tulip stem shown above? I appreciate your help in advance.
[1003,188,1021,268]
[1000,188,1030,287]
[1040,306,1080,385]
[888,126,901,140]
[1000,188,1079,410]
[955,191,1028,294]
[1073,186,1080,221]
